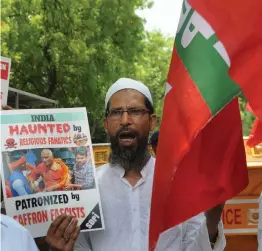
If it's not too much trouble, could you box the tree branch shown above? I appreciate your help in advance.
[42,43,57,97]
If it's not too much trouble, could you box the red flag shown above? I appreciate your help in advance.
[149,0,261,249]
[247,119,262,147]
[246,103,262,147]
[191,0,262,121]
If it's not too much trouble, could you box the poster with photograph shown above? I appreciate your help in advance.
[0,107,104,238]
[0,56,11,105]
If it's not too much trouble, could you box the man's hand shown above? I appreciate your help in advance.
[1,105,14,110]
[46,184,61,192]
[205,203,225,239]
[64,184,74,190]
[30,181,39,192]
[64,184,82,190]
[46,214,80,251]
[46,186,55,192]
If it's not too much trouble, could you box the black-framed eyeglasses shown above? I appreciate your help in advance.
[107,108,150,120]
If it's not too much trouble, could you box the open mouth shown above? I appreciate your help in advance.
[119,132,136,139]
[118,131,137,145]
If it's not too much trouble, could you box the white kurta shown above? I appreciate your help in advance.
[1,214,38,251]
[75,157,226,251]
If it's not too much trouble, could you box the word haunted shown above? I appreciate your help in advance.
[9,123,71,136]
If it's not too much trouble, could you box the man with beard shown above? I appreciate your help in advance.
[31,78,225,250]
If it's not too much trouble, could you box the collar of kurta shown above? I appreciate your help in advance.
[110,156,155,181]
[75,161,88,169]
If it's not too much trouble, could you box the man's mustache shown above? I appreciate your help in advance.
[115,126,139,139]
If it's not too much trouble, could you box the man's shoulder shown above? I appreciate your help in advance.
[54,158,64,167]
[95,163,113,181]
[96,163,111,174]
[186,212,206,224]
[54,158,69,171]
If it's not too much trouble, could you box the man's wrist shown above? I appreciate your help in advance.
[35,237,50,251]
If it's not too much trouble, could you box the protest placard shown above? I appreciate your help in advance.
[0,107,104,238]
[0,56,11,105]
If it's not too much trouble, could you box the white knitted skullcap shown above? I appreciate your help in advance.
[105,78,153,108]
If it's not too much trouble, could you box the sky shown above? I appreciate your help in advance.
[137,0,184,37]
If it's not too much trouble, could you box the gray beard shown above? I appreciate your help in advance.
[109,135,151,173]
[109,150,151,173]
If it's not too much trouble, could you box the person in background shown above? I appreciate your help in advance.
[64,147,95,190]
[150,131,159,156]
[26,149,37,168]
[28,149,71,192]
[8,156,33,197]
[45,78,226,251]
[5,180,12,198]
[1,214,39,251]
[0,182,38,251]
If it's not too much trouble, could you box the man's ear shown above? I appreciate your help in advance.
[150,114,157,131]
[103,118,108,134]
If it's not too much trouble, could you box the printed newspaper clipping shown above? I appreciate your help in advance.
[0,107,104,238]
